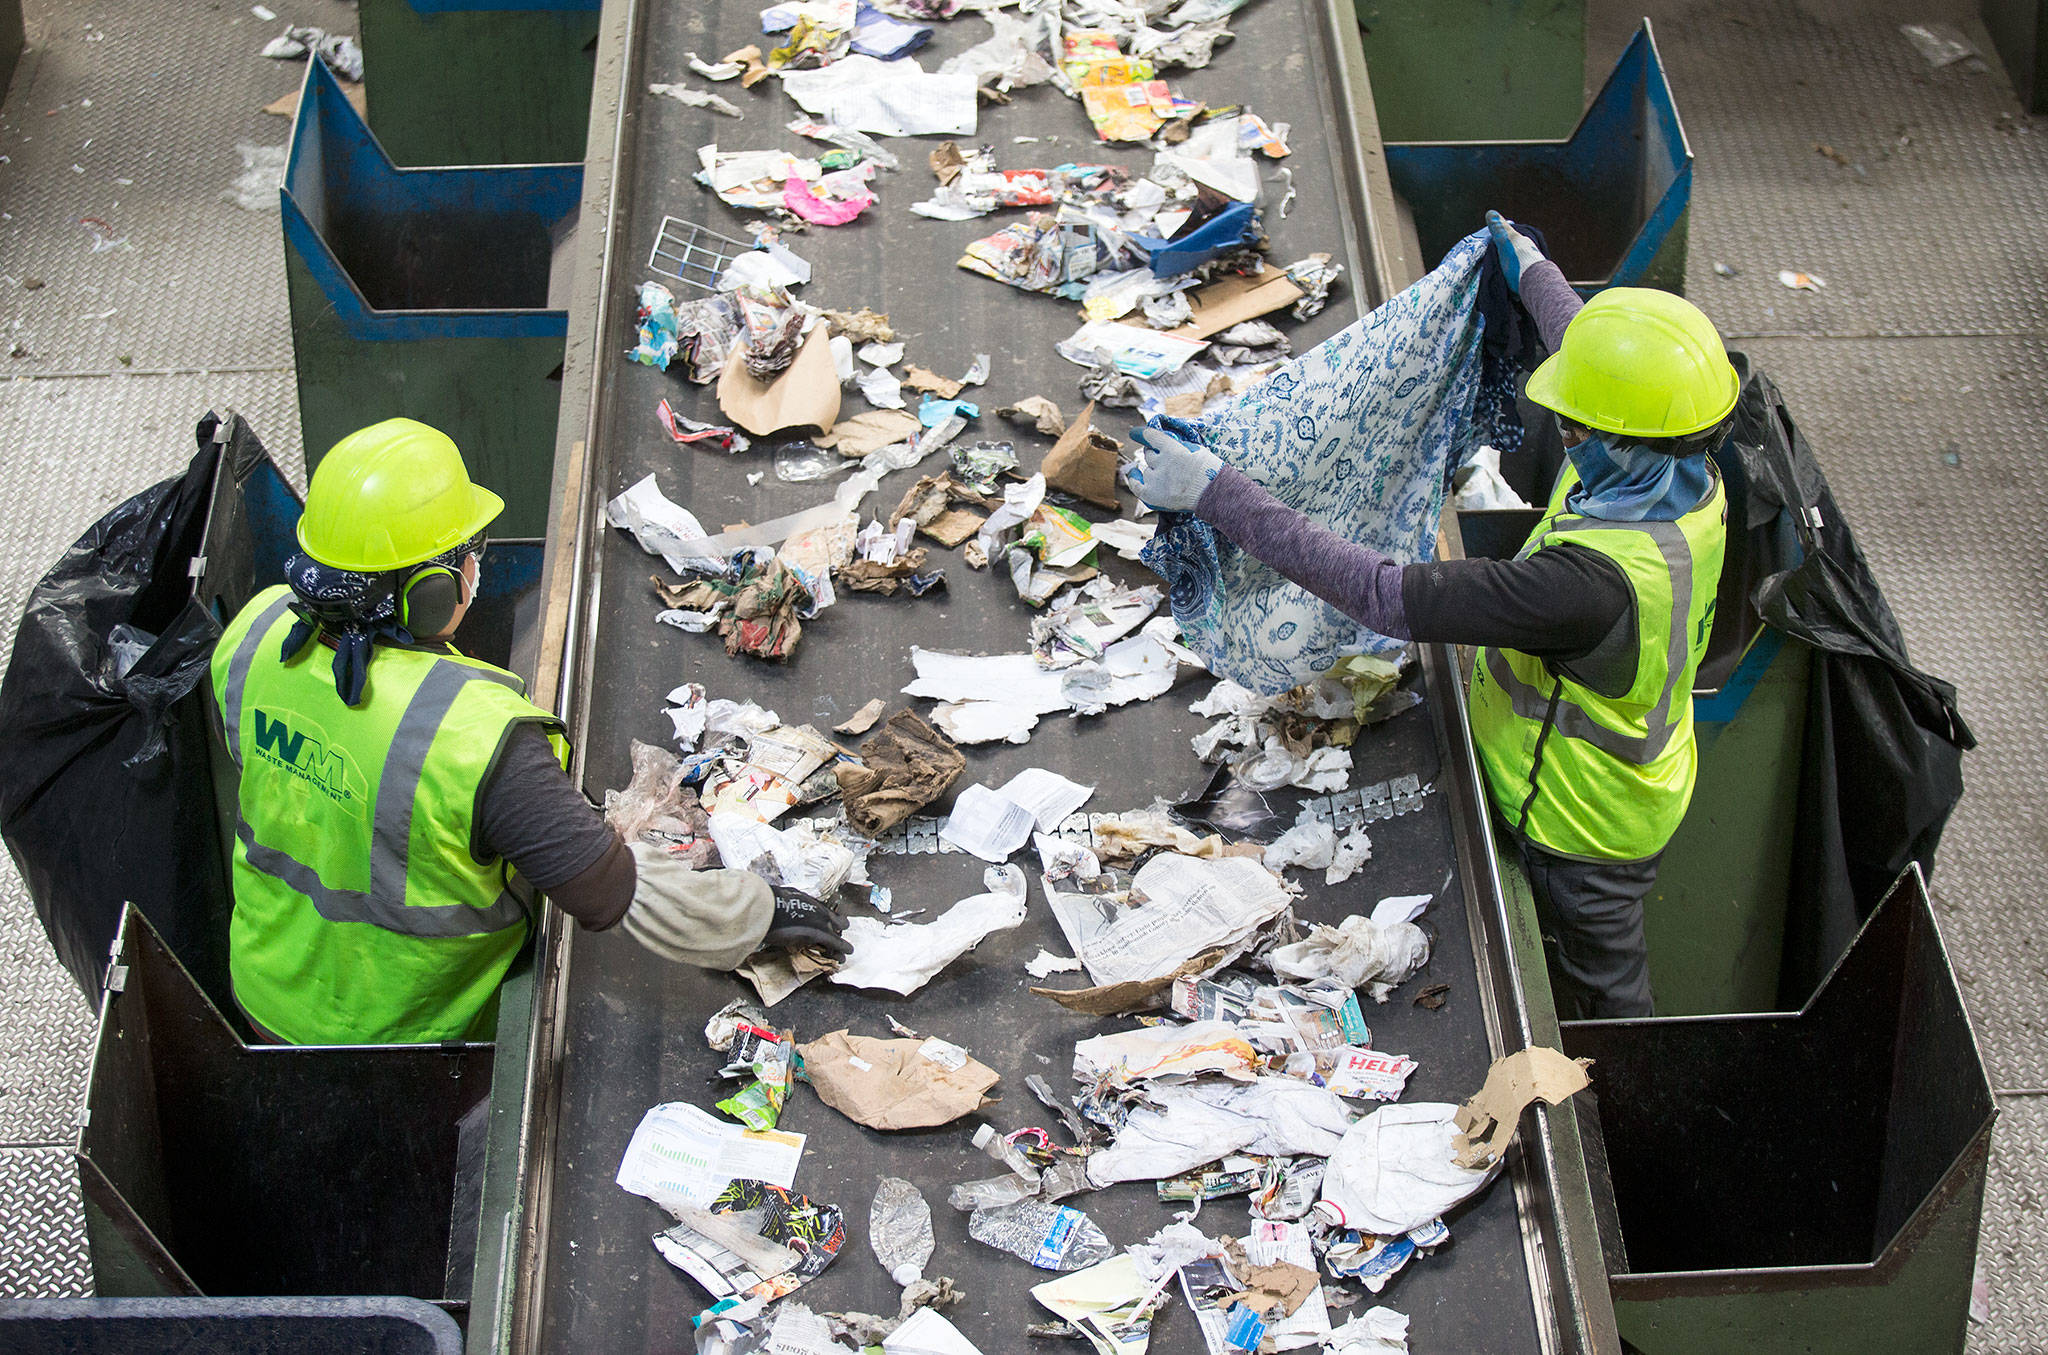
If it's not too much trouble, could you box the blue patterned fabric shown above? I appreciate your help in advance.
[1565,433,1715,523]
[1141,230,1492,693]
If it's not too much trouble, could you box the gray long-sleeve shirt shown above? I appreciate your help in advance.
[1193,257,1634,656]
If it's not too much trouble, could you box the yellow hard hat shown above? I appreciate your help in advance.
[1525,287,1740,439]
[296,418,504,572]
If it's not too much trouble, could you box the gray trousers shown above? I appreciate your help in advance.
[1509,833,1661,1020]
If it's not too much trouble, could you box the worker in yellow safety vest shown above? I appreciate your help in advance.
[211,418,847,1045]
[1130,213,1736,1017]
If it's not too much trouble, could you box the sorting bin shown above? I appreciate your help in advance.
[1354,0,1585,142]
[282,60,580,540]
[77,906,495,1302]
[359,0,602,167]
[1562,867,1994,1354]
[0,1297,461,1355]
[1385,22,1692,293]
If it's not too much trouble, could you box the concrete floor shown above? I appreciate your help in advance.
[0,0,2041,1349]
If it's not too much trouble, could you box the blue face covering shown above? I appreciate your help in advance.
[279,543,474,706]
[1564,433,1715,523]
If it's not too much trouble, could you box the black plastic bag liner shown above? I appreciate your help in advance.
[0,415,236,1003]
[1722,357,1977,1006]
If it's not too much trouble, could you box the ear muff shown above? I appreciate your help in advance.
[398,563,465,638]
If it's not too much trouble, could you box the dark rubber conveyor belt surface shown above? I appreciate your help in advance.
[537,1,1544,1349]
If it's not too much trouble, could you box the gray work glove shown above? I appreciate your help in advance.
[766,886,851,957]
[1130,425,1223,512]
[1486,210,1544,295]
[621,841,774,970]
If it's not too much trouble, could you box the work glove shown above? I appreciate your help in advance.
[1130,425,1224,512]
[765,886,852,957]
[621,841,775,969]
[1486,210,1544,295]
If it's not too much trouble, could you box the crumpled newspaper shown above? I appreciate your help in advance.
[1268,895,1432,1002]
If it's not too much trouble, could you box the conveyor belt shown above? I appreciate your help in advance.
[519,1,1594,1350]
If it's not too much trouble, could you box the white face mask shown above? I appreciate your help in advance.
[463,550,484,603]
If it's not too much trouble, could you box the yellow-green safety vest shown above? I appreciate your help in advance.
[1469,463,1727,862]
[210,585,567,1045]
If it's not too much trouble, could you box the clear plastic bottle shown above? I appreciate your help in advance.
[970,1122,1043,1186]
[966,1200,1115,1272]
[946,1174,1041,1213]
[869,1177,935,1287]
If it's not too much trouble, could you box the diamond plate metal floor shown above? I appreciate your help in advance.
[0,0,336,1300]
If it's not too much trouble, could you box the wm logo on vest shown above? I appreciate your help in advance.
[252,709,363,804]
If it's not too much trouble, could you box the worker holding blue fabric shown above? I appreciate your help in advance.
[1131,213,1737,1018]
[209,418,846,1045]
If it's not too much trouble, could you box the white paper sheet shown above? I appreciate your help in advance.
[657,465,885,562]
[607,474,709,574]
[1057,321,1208,379]
[833,866,1029,995]
[995,767,1095,830]
[615,1102,804,1210]
[1075,852,1291,988]
[779,55,977,137]
[884,1307,986,1355]
[939,783,1038,862]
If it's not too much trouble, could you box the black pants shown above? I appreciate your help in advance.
[1509,832,1661,1020]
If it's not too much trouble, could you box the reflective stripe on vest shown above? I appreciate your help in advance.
[1468,462,1726,862]
[217,592,529,939]
[1480,516,1695,766]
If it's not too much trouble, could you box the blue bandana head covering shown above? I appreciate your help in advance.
[280,541,475,706]
[1564,433,1716,523]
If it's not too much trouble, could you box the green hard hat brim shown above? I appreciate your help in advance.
[296,482,505,573]
[1524,350,1740,439]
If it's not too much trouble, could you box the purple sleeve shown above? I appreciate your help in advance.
[1193,467,1413,640]
[1520,259,1584,352]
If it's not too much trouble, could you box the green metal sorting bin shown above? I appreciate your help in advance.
[282,60,579,539]
[1562,868,1993,1354]
[1384,22,1691,293]
[78,907,493,1300]
[359,0,601,167]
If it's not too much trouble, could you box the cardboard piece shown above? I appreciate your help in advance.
[721,43,774,87]
[999,395,1068,437]
[930,141,970,185]
[834,699,888,736]
[903,365,965,399]
[1041,400,1122,509]
[1030,948,1227,1017]
[923,508,986,547]
[1171,267,1308,340]
[1220,1239,1319,1319]
[717,327,841,436]
[799,1029,1000,1130]
[1451,1047,1592,1169]
[817,408,923,458]
[890,474,999,547]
